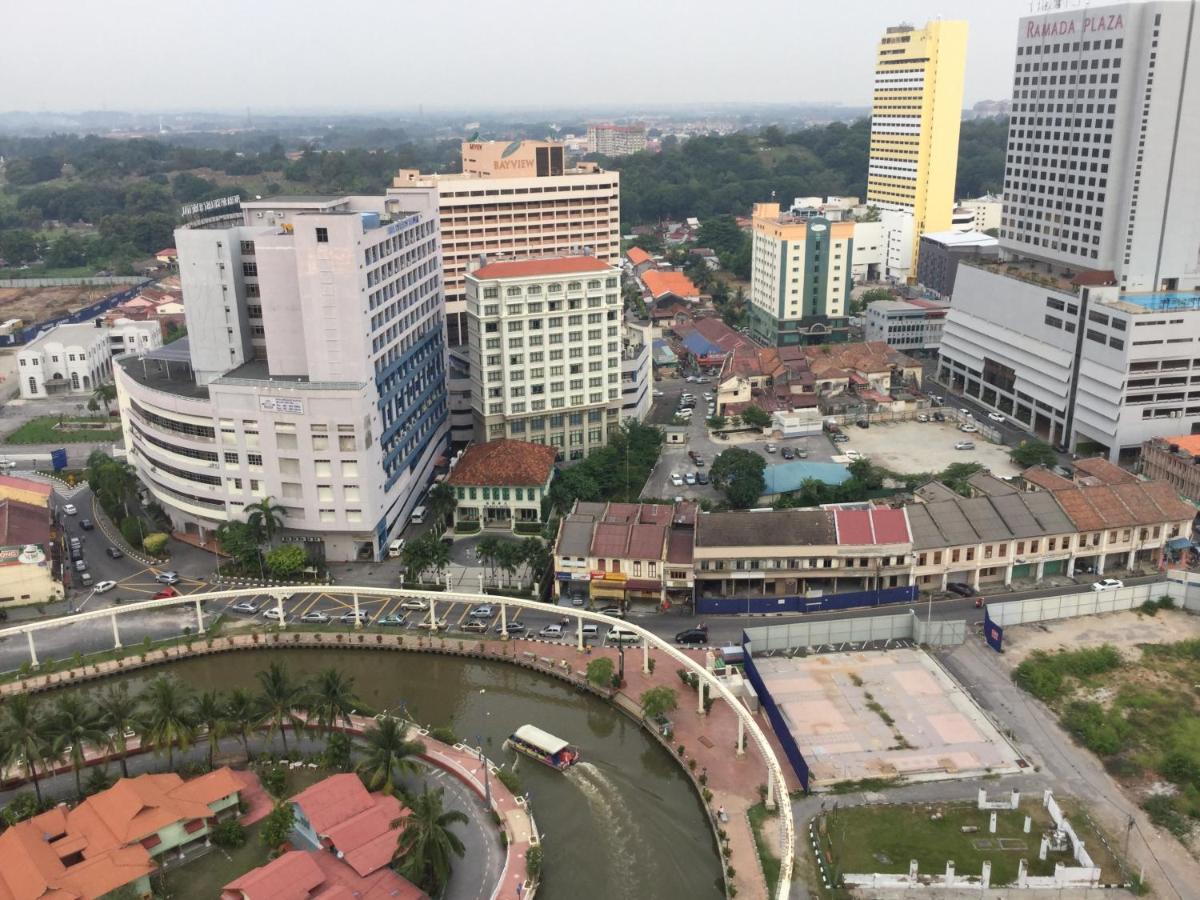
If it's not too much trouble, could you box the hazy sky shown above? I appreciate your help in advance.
[2,0,1026,113]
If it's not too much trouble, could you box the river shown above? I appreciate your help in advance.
[70,648,725,900]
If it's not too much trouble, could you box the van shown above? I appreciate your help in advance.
[605,625,641,645]
[410,506,426,525]
[387,539,406,558]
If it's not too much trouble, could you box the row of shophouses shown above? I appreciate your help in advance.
[551,457,1196,607]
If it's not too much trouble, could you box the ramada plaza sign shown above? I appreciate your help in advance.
[1026,12,1124,39]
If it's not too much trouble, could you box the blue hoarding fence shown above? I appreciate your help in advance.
[0,280,152,347]
[742,630,810,793]
[983,607,1003,652]
[50,449,68,472]
[696,584,917,616]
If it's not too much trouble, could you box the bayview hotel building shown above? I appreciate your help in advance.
[114,193,449,561]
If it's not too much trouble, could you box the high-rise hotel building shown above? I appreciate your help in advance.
[114,193,449,561]
[938,0,1200,463]
[867,19,969,281]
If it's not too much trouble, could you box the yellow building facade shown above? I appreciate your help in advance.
[867,20,968,277]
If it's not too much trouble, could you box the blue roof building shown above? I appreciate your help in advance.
[760,461,852,499]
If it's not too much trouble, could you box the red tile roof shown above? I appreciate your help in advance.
[223,850,426,900]
[447,440,557,488]
[291,774,374,835]
[626,247,652,266]
[290,777,410,879]
[470,256,611,280]
[833,508,911,545]
[0,475,52,499]
[1021,466,1075,491]
[1046,480,1195,531]
[0,498,50,547]
[1072,457,1138,485]
[642,270,699,300]
[224,850,325,900]
[667,529,694,565]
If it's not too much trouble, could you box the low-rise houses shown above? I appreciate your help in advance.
[447,439,557,532]
[0,475,61,607]
[641,270,700,304]
[1139,435,1200,503]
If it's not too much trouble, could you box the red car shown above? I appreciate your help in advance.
[153,587,178,600]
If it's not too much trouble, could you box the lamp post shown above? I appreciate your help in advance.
[617,641,625,685]
[475,735,492,807]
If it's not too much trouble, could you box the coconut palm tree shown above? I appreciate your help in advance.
[307,668,359,743]
[426,482,457,532]
[0,694,52,806]
[139,675,195,769]
[225,687,260,763]
[96,683,140,778]
[50,694,111,798]
[393,784,468,895]
[192,690,229,771]
[356,717,425,796]
[91,383,117,414]
[245,497,286,548]
[255,662,307,755]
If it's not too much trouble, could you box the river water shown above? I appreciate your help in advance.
[80,649,724,900]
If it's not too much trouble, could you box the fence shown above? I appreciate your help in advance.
[742,639,811,793]
[0,275,145,288]
[0,280,152,346]
[742,611,965,652]
[696,584,917,616]
[983,582,1167,628]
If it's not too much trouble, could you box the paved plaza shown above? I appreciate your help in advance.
[756,647,1024,786]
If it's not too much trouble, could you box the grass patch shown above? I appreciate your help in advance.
[827,776,902,795]
[1012,643,1122,702]
[4,416,122,444]
[747,802,781,897]
[155,820,269,898]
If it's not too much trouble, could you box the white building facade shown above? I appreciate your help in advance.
[18,319,161,399]
[114,192,449,561]
[464,256,628,460]
[864,298,950,353]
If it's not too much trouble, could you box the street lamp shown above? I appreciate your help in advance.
[617,642,625,685]
[475,735,492,806]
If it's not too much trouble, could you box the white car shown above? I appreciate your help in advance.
[670,473,684,486]
[959,424,978,433]
[300,611,331,624]
[1091,578,1124,592]
[400,598,429,611]
[652,390,664,398]
[263,608,286,621]
[844,449,863,461]
[417,617,449,631]
[94,580,117,594]
[231,600,259,614]
[954,440,976,450]
[339,610,371,624]
[987,412,1006,423]
[684,473,696,485]
[916,413,930,422]
[959,409,973,418]
[765,443,777,454]
[62,504,78,516]
[538,624,565,639]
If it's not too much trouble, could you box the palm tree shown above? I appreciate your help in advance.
[91,382,117,414]
[393,784,468,895]
[225,687,260,763]
[356,717,425,795]
[192,690,229,771]
[255,662,307,755]
[96,683,140,778]
[0,694,52,806]
[308,668,359,743]
[426,482,457,532]
[50,694,111,798]
[139,675,195,769]
[245,497,286,548]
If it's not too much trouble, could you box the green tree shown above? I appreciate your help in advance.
[851,287,894,315]
[939,462,985,496]
[1010,439,1058,469]
[707,414,727,431]
[586,657,615,688]
[96,683,140,778]
[260,801,296,852]
[401,531,448,584]
[50,694,110,798]
[246,496,286,547]
[740,405,772,429]
[307,667,359,742]
[356,716,425,795]
[216,521,262,571]
[393,784,469,896]
[710,448,767,509]
[0,694,53,806]
[640,686,679,720]
[255,662,308,755]
[139,675,195,769]
[91,382,117,413]
[224,687,260,764]
[426,481,457,532]
[192,690,229,771]
[265,544,307,578]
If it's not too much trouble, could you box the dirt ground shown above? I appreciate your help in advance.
[838,419,1022,477]
[997,608,1200,667]
[0,285,114,324]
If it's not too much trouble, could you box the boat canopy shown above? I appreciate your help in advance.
[512,724,570,756]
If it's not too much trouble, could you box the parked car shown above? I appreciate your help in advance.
[400,598,429,610]
[652,390,664,398]
[417,618,449,631]
[670,473,684,486]
[696,472,709,485]
[694,457,705,467]
[959,409,973,417]
[987,412,1006,423]
[262,608,286,622]
[598,606,624,618]
[300,611,331,624]
[339,610,371,624]
[538,624,565,639]
[932,411,946,422]
[94,580,117,593]
[78,572,93,587]
[781,446,795,460]
[378,612,407,626]
[105,547,124,559]
[959,424,979,433]
[580,623,600,640]
[675,627,709,645]
[684,473,696,485]
[831,433,850,443]
[946,582,977,597]
[231,600,259,614]
[916,413,930,423]
[70,547,83,561]
[1092,578,1124,592]
[73,559,87,572]
[688,450,701,462]
[80,519,94,531]
[153,587,178,600]
[569,592,587,607]
[765,443,778,453]
[954,440,976,450]
[62,504,78,516]
[844,449,863,461]
[494,621,527,635]
[468,604,495,619]
[155,571,180,585]
[462,620,489,633]
[855,419,870,429]
[69,536,82,548]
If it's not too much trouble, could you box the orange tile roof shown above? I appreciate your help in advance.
[642,270,699,300]
[1021,466,1075,492]
[1152,434,1200,455]
[291,774,375,835]
[223,850,325,900]
[626,247,652,265]
[447,439,557,487]
[290,778,410,878]
[1072,457,1138,485]
[470,256,611,280]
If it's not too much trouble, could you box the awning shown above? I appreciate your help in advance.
[590,582,625,597]
[1166,537,1192,551]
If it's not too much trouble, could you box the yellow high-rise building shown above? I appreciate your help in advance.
[867,19,968,279]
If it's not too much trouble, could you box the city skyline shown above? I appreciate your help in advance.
[1,0,1027,113]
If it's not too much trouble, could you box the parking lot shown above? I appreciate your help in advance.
[835,417,1022,477]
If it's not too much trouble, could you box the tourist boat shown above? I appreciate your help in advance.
[504,724,580,770]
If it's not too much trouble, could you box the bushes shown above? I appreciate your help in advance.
[261,766,287,798]
[1013,645,1122,702]
[119,517,144,548]
[142,532,169,557]
[496,769,521,794]
[429,725,459,746]
[1062,701,1130,756]
[211,819,246,848]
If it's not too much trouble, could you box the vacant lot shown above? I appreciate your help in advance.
[0,284,113,326]
[836,420,1020,477]
[817,798,1123,887]
[1006,610,1200,847]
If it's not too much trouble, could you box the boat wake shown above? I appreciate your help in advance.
[567,762,639,894]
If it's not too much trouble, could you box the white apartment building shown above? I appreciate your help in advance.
[956,195,1002,232]
[999,1,1200,293]
[464,256,627,460]
[864,298,950,353]
[851,220,883,282]
[114,191,448,561]
[586,124,647,157]
[18,319,161,399]
[387,141,621,348]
